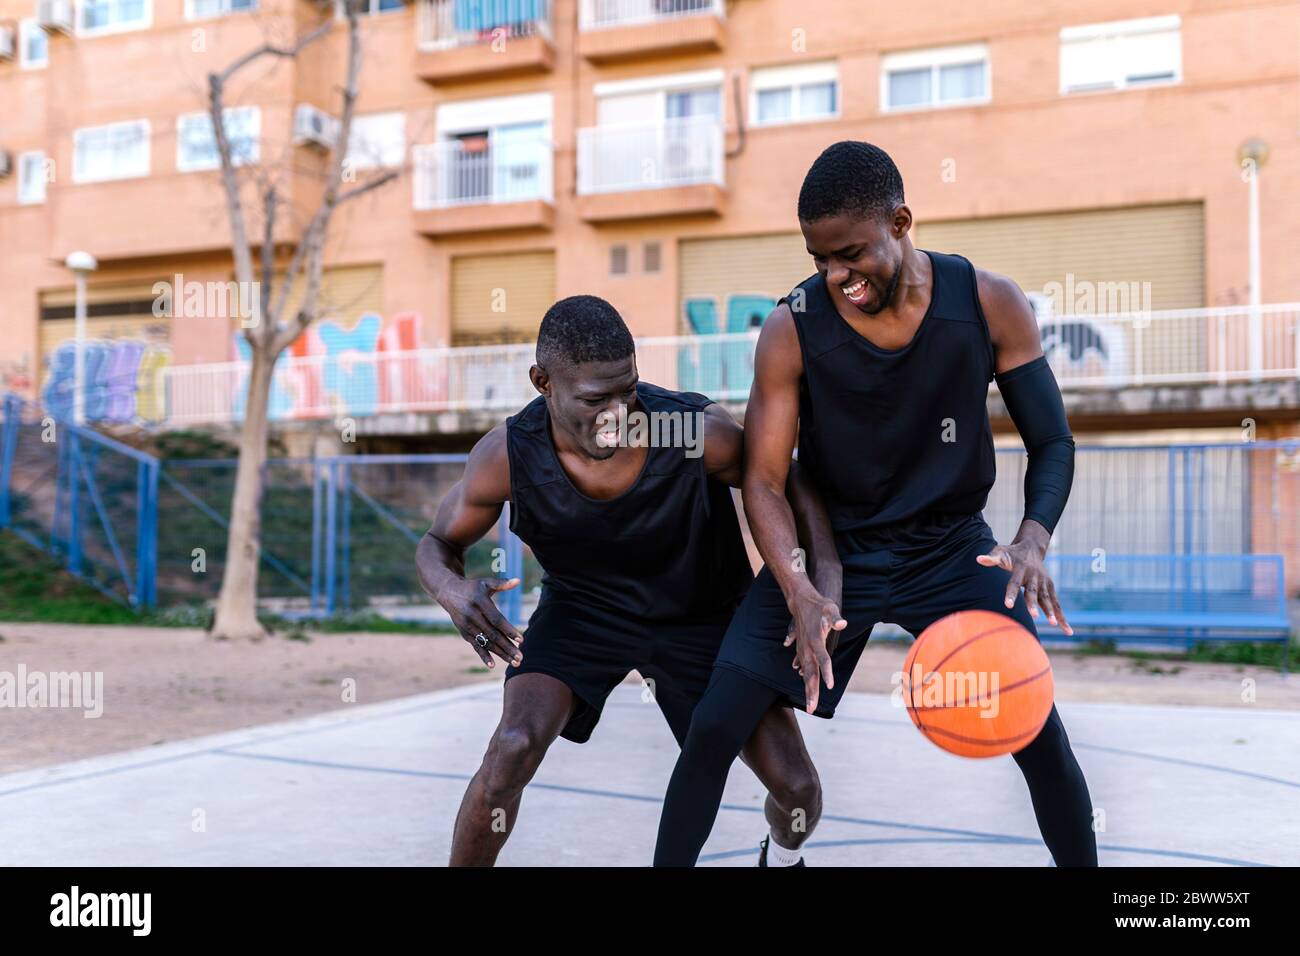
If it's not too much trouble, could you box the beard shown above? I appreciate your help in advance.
[860,258,903,315]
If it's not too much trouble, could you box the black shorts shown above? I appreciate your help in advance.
[504,590,742,744]
[713,513,1039,718]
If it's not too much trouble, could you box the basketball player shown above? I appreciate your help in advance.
[653,141,1099,867]
[417,295,839,867]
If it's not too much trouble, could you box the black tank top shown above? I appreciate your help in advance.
[783,250,997,538]
[506,381,754,621]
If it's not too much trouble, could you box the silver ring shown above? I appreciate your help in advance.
[474,632,489,648]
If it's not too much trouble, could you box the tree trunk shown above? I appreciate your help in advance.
[210,347,277,640]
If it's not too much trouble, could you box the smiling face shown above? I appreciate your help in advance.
[531,355,639,461]
[801,208,910,316]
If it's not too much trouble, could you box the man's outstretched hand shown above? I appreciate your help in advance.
[977,528,1072,635]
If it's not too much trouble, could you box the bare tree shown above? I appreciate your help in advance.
[208,0,398,640]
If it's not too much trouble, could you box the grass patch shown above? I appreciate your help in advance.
[0,532,458,634]
[0,532,148,625]
[1070,636,1296,672]
[259,610,457,635]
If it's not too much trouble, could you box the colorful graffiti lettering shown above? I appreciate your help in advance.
[0,357,32,393]
[41,340,171,425]
[232,312,427,421]
[679,294,774,397]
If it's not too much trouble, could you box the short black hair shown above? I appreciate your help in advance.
[536,295,635,371]
[797,141,905,224]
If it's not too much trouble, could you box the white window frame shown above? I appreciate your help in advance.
[880,42,991,113]
[185,0,259,21]
[436,92,553,136]
[176,107,261,172]
[594,69,725,128]
[334,0,406,17]
[750,60,839,127]
[73,119,151,184]
[19,18,48,69]
[77,0,153,38]
[593,67,724,100]
[17,150,49,205]
[1059,15,1182,95]
[345,112,407,170]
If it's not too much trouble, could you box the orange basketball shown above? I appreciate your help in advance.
[902,610,1054,759]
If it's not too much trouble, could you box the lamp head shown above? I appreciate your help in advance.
[65,251,98,274]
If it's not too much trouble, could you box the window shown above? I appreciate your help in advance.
[19,18,47,68]
[643,242,661,273]
[346,112,406,170]
[73,120,150,183]
[1060,15,1181,94]
[881,43,989,112]
[594,69,725,125]
[336,0,404,16]
[186,0,257,20]
[608,244,629,274]
[751,61,838,126]
[18,151,49,204]
[78,0,151,35]
[177,107,261,172]
[432,93,553,205]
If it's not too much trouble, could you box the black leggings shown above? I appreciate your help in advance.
[653,668,1099,867]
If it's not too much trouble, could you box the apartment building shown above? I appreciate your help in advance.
[0,0,1297,443]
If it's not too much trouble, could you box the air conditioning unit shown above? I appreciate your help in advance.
[0,151,12,178]
[0,25,16,61]
[38,0,75,34]
[293,104,339,150]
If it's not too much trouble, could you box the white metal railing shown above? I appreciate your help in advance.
[417,0,553,51]
[576,114,725,195]
[1031,304,1300,389]
[158,307,1300,426]
[412,137,554,209]
[579,0,723,30]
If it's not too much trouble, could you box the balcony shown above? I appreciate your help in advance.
[415,0,556,84]
[575,115,726,222]
[412,137,554,236]
[578,0,725,62]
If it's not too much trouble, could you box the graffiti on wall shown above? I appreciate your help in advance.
[1,357,33,393]
[1027,293,1130,383]
[679,293,774,397]
[41,340,172,425]
[233,312,428,421]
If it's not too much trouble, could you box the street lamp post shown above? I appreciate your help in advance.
[64,251,98,426]
[1237,139,1268,381]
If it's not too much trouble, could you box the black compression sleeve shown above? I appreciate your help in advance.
[995,355,1075,535]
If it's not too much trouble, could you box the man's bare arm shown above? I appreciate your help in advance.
[741,304,846,712]
[416,424,524,667]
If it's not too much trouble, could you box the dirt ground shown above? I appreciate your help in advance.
[0,621,1295,774]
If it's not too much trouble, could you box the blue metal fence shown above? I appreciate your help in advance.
[151,454,525,622]
[1,393,159,608]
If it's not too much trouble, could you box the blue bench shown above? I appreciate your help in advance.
[1036,554,1293,672]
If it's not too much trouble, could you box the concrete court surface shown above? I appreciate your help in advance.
[1,682,1296,867]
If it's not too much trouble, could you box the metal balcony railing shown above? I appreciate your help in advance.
[576,114,725,195]
[416,0,553,51]
[578,0,723,30]
[412,137,554,209]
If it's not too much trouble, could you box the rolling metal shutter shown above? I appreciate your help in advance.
[451,250,555,345]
